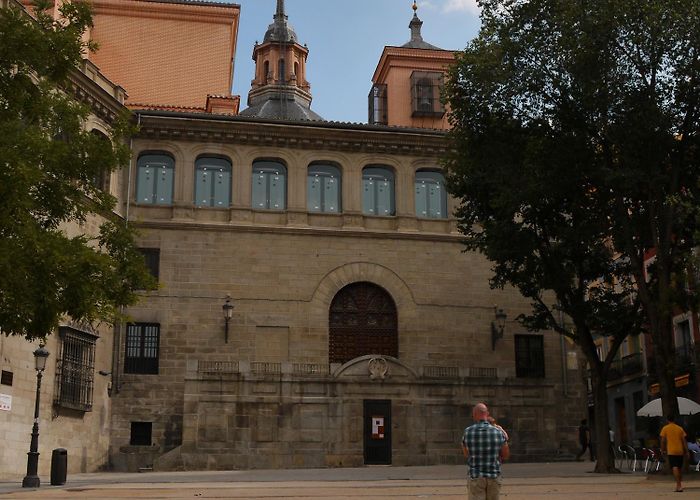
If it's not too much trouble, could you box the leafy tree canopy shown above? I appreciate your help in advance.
[0,0,156,340]
[444,0,700,456]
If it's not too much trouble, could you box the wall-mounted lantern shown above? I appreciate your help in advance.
[222,295,234,343]
[491,306,507,350]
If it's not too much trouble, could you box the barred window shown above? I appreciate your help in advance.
[125,323,160,375]
[54,327,97,412]
[368,84,388,125]
[410,71,444,117]
[515,334,545,378]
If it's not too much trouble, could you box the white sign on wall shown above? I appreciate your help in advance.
[0,393,11,412]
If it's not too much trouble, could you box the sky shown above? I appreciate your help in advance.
[231,0,483,123]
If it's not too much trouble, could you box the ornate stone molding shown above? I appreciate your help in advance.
[134,112,449,157]
[368,357,389,380]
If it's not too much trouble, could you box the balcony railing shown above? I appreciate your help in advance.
[606,353,644,383]
[675,345,696,371]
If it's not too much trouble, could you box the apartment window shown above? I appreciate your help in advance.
[675,319,692,351]
[1,370,13,386]
[633,391,645,414]
[415,170,447,219]
[136,153,174,205]
[125,323,160,375]
[90,130,111,192]
[130,422,152,446]
[307,164,341,213]
[411,71,445,117]
[54,327,96,412]
[138,248,160,280]
[195,156,231,208]
[252,160,286,210]
[515,334,545,378]
[362,166,395,216]
[368,84,388,125]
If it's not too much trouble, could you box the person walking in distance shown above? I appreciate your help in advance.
[462,403,510,500]
[575,419,591,461]
[660,415,690,493]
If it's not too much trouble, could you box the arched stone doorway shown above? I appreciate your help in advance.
[329,282,398,364]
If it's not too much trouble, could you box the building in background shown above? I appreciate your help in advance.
[0,0,130,478]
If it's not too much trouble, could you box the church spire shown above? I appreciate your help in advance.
[275,0,286,20]
[409,1,424,44]
[401,0,443,50]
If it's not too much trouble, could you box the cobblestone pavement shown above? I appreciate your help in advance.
[0,462,697,499]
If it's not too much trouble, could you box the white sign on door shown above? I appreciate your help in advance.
[0,394,11,412]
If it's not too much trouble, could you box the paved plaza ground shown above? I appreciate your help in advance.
[0,462,698,499]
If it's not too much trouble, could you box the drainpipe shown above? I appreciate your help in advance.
[112,112,140,394]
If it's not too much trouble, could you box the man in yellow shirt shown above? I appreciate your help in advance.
[660,415,689,493]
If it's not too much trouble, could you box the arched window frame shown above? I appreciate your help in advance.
[89,129,111,192]
[194,155,232,208]
[252,160,287,211]
[362,166,395,216]
[136,152,175,205]
[415,169,447,219]
[307,163,342,213]
[278,58,286,83]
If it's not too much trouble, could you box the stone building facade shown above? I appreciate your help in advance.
[1,0,587,477]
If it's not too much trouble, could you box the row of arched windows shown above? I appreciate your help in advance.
[136,153,448,219]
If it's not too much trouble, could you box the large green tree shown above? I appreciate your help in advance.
[0,0,155,340]
[445,0,700,472]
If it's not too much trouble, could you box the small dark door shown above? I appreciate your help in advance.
[364,399,392,465]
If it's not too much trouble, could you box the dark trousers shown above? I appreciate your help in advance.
[576,441,593,461]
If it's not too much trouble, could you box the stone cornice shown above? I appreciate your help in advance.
[134,112,449,157]
[68,60,128,124]
[90,0,239,24]
[131,218,463,243]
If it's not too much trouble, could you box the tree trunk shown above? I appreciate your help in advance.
[652,318,680,419]
[591,369,618,473]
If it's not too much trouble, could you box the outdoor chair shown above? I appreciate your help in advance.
[618,444,637,472]
[641,448,659,473]
[692,450,700,472]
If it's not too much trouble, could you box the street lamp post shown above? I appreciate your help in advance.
[22,345,49,488]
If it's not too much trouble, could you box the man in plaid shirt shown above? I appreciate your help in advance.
[461,403,510,499]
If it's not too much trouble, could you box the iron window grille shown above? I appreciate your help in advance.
[368,84,388,125]
[514,334,545,378]
[410,71,445,117]
[54,327,97,412]
[125,323,160,375]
